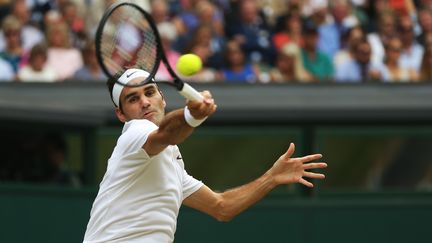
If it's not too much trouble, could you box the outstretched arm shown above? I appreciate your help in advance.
[182,143,327,221]
[144,91,216,156]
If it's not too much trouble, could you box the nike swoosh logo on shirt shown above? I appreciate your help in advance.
[176,155,182,160]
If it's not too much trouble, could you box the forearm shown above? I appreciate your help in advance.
[184,143,326,222]
[144,92,215,156]
[156,108,194,145]
[218,170,277,221]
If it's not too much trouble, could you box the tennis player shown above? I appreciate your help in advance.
[83,68,327,243]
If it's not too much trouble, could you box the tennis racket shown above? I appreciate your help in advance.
[95,1,203,101]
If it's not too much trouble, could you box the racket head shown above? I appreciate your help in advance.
[95,2,162,87]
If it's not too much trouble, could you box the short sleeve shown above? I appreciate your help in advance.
[116,119,158,156]
[182,169,203,200]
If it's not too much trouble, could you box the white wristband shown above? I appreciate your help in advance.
[184,106,207,127]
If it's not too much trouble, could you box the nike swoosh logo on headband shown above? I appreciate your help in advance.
[126,71,137,78]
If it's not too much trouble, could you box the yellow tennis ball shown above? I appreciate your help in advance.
[176,54,202,76]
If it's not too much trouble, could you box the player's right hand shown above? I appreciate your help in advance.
[187,90,217,120]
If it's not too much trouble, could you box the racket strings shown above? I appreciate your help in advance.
[100,5,158,83]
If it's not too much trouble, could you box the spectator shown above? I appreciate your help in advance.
[301,0,329,18]
[388,0,417,16]
[272,13,304,51]
[0,15,26,74]
[176,0,224,37]
[269,43,312,83]
[0,0,429,85]
[59,0,87,48]
[0,0,44,52]
[273,0,303,33]
[335,39,387,82]
[419,44,432,81]
[418,0,432,12]
[17,42,57,82]
[182,44,220,83]
[318,0,360,59]
[43,0,132,39]
[151,0,170,24]
[155,22,181,81]
[184,23,225,70]
[45,21,83,80]
[334,26,365,66]
[382,37,418,82]
[302,0,339,58]
[150,0,184,35]
[43,0,97,23]
[84,0,119,36]
[220,40,259,83]
[25,0,50,29]
[181,22,227,82]
[73,39,106,81]
[424,31,432,46]
[301,22,334,81]
[0,1,11,23]
[417,9,432,46]
[367,11,397,64]
[12,0,44,40]
[347,0,370,30]
[364,0,390,31]
[225,0,275,65]
[398,14,424,71]
[150,0,186,59]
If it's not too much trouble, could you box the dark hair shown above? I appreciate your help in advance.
[419,45,432,80]
[302,20,318,35]
[106,71,123,108]
[60,0,77,15]
[29,43,48,61]
[81,39,95,55]
[354,39,370,52]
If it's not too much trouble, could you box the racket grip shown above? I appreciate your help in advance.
[179,83,204,101]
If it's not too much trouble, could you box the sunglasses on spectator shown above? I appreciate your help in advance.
[388,47,401,52]
[399,27,413,32]
[357,50,371,55]
[4,30,20,36]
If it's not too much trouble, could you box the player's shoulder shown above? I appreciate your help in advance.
[122,119,158,133]
[127,119,157,127]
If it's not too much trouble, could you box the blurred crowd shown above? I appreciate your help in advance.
[0,131,81,187]
[0,0,432,83]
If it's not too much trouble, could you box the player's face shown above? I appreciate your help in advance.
[116,82,166,125]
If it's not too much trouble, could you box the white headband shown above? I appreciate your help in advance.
[112,69,153,107]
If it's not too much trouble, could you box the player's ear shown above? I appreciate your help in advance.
[159,90,166,108]
[158,89,164,99]
[115,107,127,123]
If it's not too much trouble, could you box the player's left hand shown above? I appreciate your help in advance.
[269,143,327,187]
[187,90,217,120]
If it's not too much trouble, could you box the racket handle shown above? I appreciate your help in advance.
[179,83,204,101]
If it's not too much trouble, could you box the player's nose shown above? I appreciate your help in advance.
[139,95,151,107]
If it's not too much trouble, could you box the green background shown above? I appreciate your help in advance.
[1,124,432,243]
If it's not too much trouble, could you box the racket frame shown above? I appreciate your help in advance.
[95,1,203,100]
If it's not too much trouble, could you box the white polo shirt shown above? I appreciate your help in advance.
[84,119,203,243]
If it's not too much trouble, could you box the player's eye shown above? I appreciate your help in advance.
[128,96,139,103]
[145,89,156,97]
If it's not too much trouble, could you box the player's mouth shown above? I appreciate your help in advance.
[142,111,155,119]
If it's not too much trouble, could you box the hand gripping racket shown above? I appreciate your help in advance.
[95,1,203,101]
